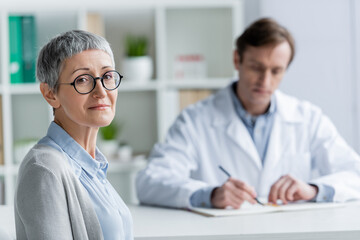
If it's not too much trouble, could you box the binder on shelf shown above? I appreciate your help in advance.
[179,89,213,111]
[9,16,23,84]
[22,16,37,83]
[9,15,37,84]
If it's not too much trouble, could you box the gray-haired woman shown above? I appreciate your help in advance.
[14,30,133,240]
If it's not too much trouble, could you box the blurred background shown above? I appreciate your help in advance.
[0,0,359,205]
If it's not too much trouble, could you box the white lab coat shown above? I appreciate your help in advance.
[136,83,360,208]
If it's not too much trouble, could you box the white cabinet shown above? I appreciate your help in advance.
[0,0,244,204]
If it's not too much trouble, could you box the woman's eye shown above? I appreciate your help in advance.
[103,74,113,80]
[75,77,90,85]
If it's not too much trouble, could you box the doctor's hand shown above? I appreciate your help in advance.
[268,174,318,204]
[210,178,257,209]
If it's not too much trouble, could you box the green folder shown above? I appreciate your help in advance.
[22,16,37,83]
[9,16,23,84]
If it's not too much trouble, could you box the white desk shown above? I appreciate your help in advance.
[2,203,360,240]
[129,202,360,240]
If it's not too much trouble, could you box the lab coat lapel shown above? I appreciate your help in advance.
[262,115,284,171]
[226,119,262,170]
[212,83,262,170]
[262,91,304,171]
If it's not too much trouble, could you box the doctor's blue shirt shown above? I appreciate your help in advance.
[38,122,133,240]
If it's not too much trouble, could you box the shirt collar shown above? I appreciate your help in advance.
[230,82,276,127]
[46,121,108,178]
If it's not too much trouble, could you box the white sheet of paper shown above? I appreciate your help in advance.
[189,199,345,217]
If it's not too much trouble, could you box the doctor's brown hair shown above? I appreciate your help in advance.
[236,17,295,66]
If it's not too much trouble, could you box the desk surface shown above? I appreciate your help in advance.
[2,202,360,240]
[129,202,360,240]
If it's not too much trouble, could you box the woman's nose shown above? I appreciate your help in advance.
[92,79,107,98]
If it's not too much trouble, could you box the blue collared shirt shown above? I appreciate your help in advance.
[190,83,333,207]
[230,82,276,163]
[38,122,133,240]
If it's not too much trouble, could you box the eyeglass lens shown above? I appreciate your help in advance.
[74,71,121,94]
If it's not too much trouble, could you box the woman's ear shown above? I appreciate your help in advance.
[40,83,60,108]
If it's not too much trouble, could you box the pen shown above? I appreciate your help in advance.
[218,165,264,206]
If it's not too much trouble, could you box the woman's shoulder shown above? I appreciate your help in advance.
[19,144,71,178]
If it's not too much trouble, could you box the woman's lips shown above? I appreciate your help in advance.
[89,104,110,110]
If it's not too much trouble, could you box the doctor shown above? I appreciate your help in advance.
[136,18,360,209]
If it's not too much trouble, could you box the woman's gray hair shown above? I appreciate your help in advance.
[36,30,114,93]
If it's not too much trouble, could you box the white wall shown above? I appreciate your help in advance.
[256,0,359,151]
[354,0,360,151]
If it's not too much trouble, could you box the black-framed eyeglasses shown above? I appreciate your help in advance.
[58,70,123,94]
